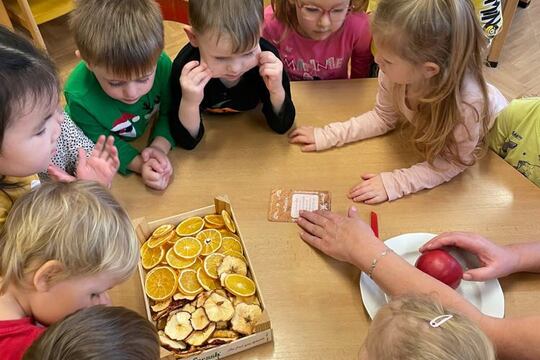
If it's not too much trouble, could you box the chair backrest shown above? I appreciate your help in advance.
[155,0,189,24]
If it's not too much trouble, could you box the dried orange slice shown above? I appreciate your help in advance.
[223,274,256,297]
[152,224,174,238]
[218,229,240,241]
[222,249,247,263]
[166,247,197,269]
[203,253,225,278]
[218,237,243,254]
[175,217,204,236]
[178,269,203,295]
[189,257,203,271]
[197,268,221,291]
[196,229,222,256]
[221,210,236,233]
[145,266,177,301]
[173,237,202,259]
[204,214,225,228]
[141,244,165,269]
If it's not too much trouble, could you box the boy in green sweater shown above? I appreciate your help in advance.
[65,0,174,190]
[488,97,540,187]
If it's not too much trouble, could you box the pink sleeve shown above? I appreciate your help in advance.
[380,105,482,201]
[314,71,400,150]
[349,13,374,79]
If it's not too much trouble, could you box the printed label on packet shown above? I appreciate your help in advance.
[268,189,331,222]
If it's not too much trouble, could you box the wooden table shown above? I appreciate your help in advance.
[110,78,540,359]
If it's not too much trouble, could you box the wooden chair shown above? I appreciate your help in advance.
[487,0,533,67]
[3,0,74,49]
[0,1,13,30]
[155,0,189,24]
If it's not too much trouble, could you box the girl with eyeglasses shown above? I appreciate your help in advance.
[263,0,373,80]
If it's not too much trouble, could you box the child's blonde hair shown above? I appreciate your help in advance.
[372,0,490,166]
[189,0,264,53]
[0,181,138,293]
[271,0,368,34]
[69,0,164,79]
[365,296,495,360]
[23,305,159,360]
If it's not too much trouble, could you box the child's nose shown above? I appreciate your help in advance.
[318,12,331,27]
[123,83,138,99]
[227,61,242,73]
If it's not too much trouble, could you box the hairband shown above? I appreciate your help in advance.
[429,314,453,328]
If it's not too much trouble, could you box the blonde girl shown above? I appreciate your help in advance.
[289,0,508,203]
[0,181,139,360]
[0,26,119,226]
[263,0,373,80]
[360,296,495,360]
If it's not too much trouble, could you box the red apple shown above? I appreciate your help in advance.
[415,249,463,289]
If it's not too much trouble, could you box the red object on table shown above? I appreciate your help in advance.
[155,0,190,24]
[370,211,379,238]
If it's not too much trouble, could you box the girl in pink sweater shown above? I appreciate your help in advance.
[263,0,373,80]
[289,0,508,203]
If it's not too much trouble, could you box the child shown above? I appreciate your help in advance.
[360,296,495,360]
[263,0,373,80]
[289,0,508,203]
[0,181,139,360]
[23,305,159,360]
[0,25,119,226]
[488,97,540,187]
[170,0,295,150]
[65,0,175,190]
[366,0,503,42]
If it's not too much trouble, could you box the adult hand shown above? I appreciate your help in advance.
[420,232,519,281]
[296,206,378,266]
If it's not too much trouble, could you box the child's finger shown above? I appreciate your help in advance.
[181,60,201,76]
[48,164,76,183]
[361,173,377,180]
[258,51,278,64]
[288,134,309,144]
[364,194,384,205]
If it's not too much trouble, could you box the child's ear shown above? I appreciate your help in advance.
[75,50,81,59]
[184,26,199,47]
[422,62,440,79]
[32,260,65,292]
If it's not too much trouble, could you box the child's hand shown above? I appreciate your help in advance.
[141,158,172,190]
[258,51,285,96]
[348,173,388,204]
[180,60,212,105]
[48,135,119,188]
[288,126,317,152]
[140,147,173,190]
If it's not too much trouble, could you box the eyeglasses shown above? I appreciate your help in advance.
[296,1,352,22]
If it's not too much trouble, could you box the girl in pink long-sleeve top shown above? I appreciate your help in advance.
[289,0,508,203]
[263,0,373,80]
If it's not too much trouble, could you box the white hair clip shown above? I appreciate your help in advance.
[429,314,453,328]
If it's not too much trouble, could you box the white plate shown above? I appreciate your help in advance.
[359,233,505,319]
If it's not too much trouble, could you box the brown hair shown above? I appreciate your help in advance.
[271,0,368,34]
[70,0,164,78]
[23,305,159,360]
[365,296,496,360]
[0,181,139,293]
[372,0,491,166]
[189,0,264,53]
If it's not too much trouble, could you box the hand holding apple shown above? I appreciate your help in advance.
[415,249,463,289]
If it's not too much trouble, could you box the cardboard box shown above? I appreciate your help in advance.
[134,196,273,359]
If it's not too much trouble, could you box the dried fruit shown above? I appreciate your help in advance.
[221,210,236,233]
[173,237,202,259]
[191,307,210,330]
[176,217,204,236]
[178,269,203,296]
[217,256,247,278]
[203,253,225,279]
[218,237,243,254]
[204,214,225,228]
[151,298,172,312]
[196,229,222,256]
[145,266,177,301]
[141,244,165,270]
[197,268,221,291]
[224,274,256,297]
[203,292,235,322]
[185,322,216,346]
[166,248,197,269]
[158,330,187,350]
[231,303,262,335]
[164,312,193,341]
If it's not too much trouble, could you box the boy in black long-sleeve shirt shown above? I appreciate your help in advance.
[169,0,295,149]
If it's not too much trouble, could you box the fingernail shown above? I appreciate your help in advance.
[351,206,357,211]
[463,273,472,280]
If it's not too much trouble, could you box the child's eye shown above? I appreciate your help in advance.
[35,128,46,136]
[108,82,124,88]
[331,8,347,14]
[137,77,150,83]
[243,51,255,57]
[304,6,321,13]
[215,57,227,62]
